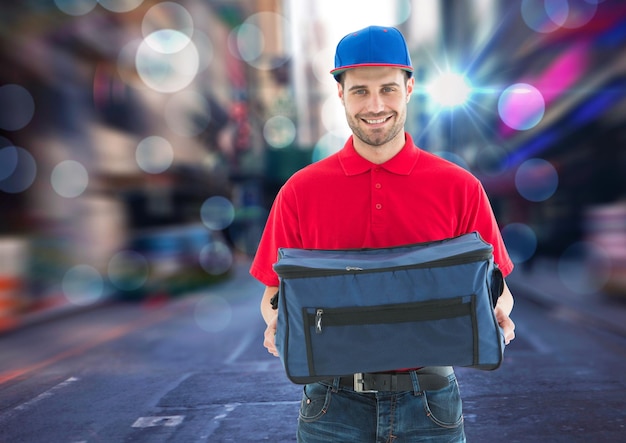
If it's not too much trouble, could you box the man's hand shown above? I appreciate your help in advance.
[261,286,280,357]
[264,314,279,357]
[494,280,515,345]
[494,305,515,345]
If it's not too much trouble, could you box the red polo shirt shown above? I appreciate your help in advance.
[250,133,513,287]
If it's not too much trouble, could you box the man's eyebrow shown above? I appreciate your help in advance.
[348,84,367,92]
[347,82,401,92]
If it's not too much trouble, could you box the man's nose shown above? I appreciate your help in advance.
[365,93,385,113]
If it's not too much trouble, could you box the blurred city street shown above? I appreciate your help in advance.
[2,0,626,442]
[0,256,625,442]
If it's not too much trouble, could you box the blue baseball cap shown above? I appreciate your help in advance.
[330,25,413,82]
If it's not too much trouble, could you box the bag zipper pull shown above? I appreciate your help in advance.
[315,309,324,334]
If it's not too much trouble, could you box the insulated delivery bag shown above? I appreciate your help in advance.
[272,232,505,384]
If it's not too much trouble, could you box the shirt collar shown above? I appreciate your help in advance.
[338,132,420,176]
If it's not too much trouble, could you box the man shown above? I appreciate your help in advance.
[250,25,515,442]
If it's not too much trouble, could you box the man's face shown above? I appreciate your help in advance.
[338,66,414,148]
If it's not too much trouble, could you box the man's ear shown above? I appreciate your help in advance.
[337,82,344,102]
[406,77,415,103]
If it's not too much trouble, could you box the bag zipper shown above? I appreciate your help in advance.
[311,296,473,334]
[276,249,491,279]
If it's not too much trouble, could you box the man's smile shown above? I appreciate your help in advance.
[361,115,393,125]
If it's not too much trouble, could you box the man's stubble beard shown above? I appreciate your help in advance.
[346,108,406,148]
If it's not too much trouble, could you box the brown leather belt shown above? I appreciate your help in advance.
[336,367,452,393]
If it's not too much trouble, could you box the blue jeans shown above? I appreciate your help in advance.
[297,373,465,443]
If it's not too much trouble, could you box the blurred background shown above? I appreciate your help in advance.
[1,0,626,329]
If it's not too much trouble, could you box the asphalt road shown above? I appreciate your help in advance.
[0,259,625,442]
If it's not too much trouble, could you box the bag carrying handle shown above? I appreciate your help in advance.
[270,291,279,310]
[491,267,504,308]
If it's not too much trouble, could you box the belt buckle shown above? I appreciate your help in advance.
[353,373,377,393]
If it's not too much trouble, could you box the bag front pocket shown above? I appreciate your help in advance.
[301,295,480,376]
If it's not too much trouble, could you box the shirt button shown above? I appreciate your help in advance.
[375,203,382,210]
[375,183,382,189]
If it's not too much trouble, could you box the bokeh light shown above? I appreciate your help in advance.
[227,205,269,256]
[0,145,19,181]
[141,2,194,54]
[194,295,232,333]
[53,0,97,16]
[321,95,349,136]
[199,240,233,276]
[231,12,292,70]
[0,135,12,149]
[117,39,147,89]
[231,23,263,65]
[144,30,191,55]
[312,132,345,163]
[164,91,211,137]
[501,223,538,264]
[434,151,470,170]
[515,158,559,202]
[98,0,144,13]
[498,83,545,131]
[521,0,563,33]
[0,84,35,131]
[192,30,214,73]
[200,196,235,231]
[522,0,599,32]
[51,160,89,198]
[263,115,296,149]
[395,0,412,25]
[0,147,37,194]
[62,265,104,306]
[312,47,337,85]
[475,144,508,176]
[135,38,200,93]
[107,250,149,291]
[136,136,174,174]
[557,241,611,295]
[550,0,598,29]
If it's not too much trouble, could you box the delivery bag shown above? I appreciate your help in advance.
[272,232,505,384]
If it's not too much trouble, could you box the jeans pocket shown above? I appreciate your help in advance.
[422,375,464,428]
[299,382,332,423]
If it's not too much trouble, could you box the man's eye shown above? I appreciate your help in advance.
[382,87,395,93]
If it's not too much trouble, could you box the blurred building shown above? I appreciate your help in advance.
[0,0,283,322]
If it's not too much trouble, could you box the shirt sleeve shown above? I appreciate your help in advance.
[467,181,514,277]
[249,184,302,287]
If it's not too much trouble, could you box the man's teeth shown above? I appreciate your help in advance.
[365,117,387,124]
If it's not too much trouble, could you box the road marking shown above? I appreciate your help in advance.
[14,376,79,412]
[132,415,185,428]
[213,403,238,420]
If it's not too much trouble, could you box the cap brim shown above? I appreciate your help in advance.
[330,63,414,78]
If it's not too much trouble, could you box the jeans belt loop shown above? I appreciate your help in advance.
[409,370,421,395]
